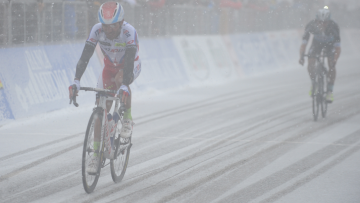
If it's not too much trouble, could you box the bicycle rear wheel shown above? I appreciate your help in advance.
[110,134,132,183]
[312,82,320,121]
[82,109,104,193]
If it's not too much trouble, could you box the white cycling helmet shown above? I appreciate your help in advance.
[98,2,124,24]
[316,6,331,22]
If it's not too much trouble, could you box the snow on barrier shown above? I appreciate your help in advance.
[172,35,239,83]
[228,30,302,75]
[0,44,101,123]
[340,29,360,58]
[0,30,359,124]
[132,38,189,91]
[0,81,14,123]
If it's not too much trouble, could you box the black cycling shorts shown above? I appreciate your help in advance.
[308,43,335,59]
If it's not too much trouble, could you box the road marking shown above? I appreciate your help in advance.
[4,169,81,202]
[0,132,83,162]
[151,136,360,147]
[1,133,73,135]
[0,143,82,182]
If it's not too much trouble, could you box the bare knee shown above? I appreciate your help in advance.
[115,70,123,89]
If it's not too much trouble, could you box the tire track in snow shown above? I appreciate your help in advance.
[0,133,83,162]
[3,66,360,201]
[260,144,360,203]
[1,83,294,202]
[76,89,360,202]
[0,80,281,164]
[0,87,255,182]
[152,102,360,203]
[82,103,314,202]
[5,90,360,203]
[0,143,83,182]
[217,130,360,203]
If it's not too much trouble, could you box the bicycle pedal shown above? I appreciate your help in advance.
[103,150,115,160]
[87,171,97,176]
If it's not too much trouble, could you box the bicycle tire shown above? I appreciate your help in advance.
[312,81,320,121]
[110,135,131,183]
[321,75,328,118]
[82,109,104,193]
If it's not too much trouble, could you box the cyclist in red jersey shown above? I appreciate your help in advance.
[69,2,141,174]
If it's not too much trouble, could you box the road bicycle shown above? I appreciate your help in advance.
[70,86,132,193]
[304,52,329,121]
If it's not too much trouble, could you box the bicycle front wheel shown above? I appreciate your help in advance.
[312,82,320,121]
[82,109,103,193]
[320,77,328,118]
[110,135,131,183]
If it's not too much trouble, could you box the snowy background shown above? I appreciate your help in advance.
[1,0,360,202]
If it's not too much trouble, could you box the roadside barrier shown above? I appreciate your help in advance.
[0,44,101,122]
[0,29,359,123]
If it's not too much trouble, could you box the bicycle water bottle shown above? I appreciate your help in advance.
[106,113,116,151]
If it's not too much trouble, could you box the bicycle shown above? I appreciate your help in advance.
[304,52,329,121]
[70,86,132,193]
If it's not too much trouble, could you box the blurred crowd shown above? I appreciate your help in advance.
[1,0,359,46]
[88,0,288,10]
[83,0,331,35]
[87,0,337,11]
[88,0,243,9]
[86,0,354,24]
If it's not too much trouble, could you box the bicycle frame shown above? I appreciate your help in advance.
[304,50,329,121]
[314,54,328,80]
[74,87,132,193]
[98,92,121,161]
[70,87,126,161]
[304,51,329,93]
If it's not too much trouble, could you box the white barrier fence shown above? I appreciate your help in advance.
[0,30,359,124]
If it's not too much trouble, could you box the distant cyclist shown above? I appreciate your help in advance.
[299,6,341,103]
[68,2,141,173]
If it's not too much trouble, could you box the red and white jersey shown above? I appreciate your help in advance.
[86,21,140,68]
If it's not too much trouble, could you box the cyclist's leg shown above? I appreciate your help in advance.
[325,47,336,102]
[93,67,117,155]
[114,61,141,137]
[114,69,131,109]
[307,44,320,84]
[114,61,141,111]
[308,58,316,82]
[98,66,118,110]
[326,47,336,93]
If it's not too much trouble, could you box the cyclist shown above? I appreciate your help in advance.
[299,6,341,103]
[68,2,141,174]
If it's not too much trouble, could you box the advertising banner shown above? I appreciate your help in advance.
[264,30,301,69]
[0,43,102,121]
[1,30,359,123]
[132,38,188,91]
[172,35,238,84]
[0,81,14,123]
[341,29,360,57]
[229,33,276,75]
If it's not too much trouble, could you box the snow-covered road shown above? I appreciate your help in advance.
[1,58,360,203]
